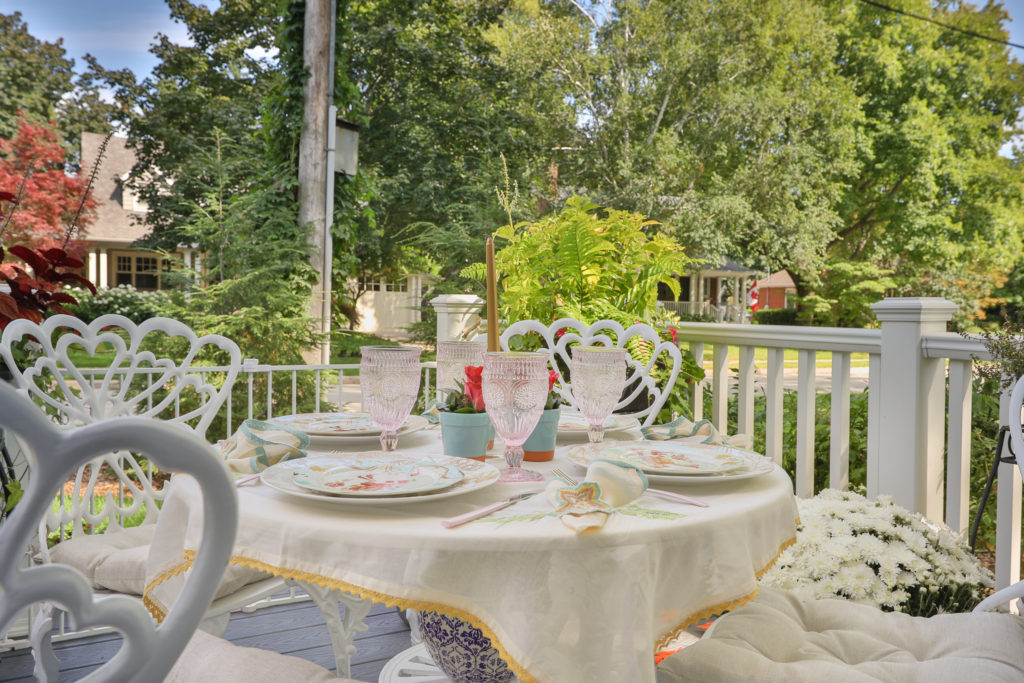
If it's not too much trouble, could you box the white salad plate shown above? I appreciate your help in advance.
[261,453,499,505]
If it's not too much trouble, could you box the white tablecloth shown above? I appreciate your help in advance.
[146,428,797,683]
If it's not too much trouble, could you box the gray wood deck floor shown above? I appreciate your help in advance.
[0,599,410,682]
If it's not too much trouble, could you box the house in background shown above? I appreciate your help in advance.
[659,258,760,323]
[754,270,797,310]
[79,133,201,290]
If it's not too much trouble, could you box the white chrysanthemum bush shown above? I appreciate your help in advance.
[761,489,992,617]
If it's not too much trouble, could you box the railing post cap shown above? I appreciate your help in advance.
[871,297,957,323]
[429,294,484,309]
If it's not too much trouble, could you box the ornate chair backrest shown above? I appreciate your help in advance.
[0,382,237,682]
[500,318,682,426]
[974,374,1024,612]
[0,314,240,545]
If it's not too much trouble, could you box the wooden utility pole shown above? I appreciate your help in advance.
[298,0,331,364]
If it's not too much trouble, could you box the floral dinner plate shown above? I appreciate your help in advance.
[270,412,428,438]
[261,453,500,505]
[290,457,463,497]
[562,441,775,484]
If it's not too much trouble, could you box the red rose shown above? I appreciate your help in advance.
[464,365,483,384]
[668,327,678,345]
[465,379,486,411]
[548,370,559,393]
[555,328,567,338]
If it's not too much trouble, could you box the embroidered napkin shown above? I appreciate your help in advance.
[222,419,310,473]
[641,415,751,449]
[546,459,648,534]
[420,399,442,424]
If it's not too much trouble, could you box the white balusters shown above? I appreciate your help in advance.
[690,341,703,421]
[829,351,851,491]
[737,345,755,438]
[712,344,729,431]
[795,349,816,498]
[765,348,784,465]
[945,359,973,537]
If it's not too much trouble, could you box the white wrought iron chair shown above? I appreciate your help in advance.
[656,374,1024,682]
[500,317,682,427]
[0,314,281,637]
[0,382,348,682]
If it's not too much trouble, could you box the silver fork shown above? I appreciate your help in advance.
[553,468,709,508]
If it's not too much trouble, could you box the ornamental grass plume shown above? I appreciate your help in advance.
[760,489,992,617]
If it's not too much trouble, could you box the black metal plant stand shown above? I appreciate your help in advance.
[970,425,1015,551]
[0,428,15,521]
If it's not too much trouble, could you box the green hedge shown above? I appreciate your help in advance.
[752,308,799,325]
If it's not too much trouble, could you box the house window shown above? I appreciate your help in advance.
[385,280,408,292]
[112,251,175,290]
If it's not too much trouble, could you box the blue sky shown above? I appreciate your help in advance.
[1,0,213,78]
[5,0,1024,79]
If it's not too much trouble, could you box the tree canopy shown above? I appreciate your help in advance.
[6,0,1024,332]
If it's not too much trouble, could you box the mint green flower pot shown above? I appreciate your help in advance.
[440,411,492,460]
[523,407,560,462]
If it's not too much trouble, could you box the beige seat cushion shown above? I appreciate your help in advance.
[49,525,270,598]
[166,629,353,682]
[657,588,1024,683]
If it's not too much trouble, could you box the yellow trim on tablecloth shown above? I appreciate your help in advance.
[143,532,798,682]
[653,533,797,652]
[144,551,540,683]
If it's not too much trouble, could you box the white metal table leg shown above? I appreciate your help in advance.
[292,580,373,678]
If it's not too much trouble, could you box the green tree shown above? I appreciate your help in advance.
[341,0,539,288]
[492,0,862,276]
[0,13,74,141]
[824,0,1024,324]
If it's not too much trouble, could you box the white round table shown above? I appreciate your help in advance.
[146,428,797,683]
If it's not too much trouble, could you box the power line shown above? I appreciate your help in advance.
[857,0,1024,50]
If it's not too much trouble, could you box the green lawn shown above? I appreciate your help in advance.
[695,346,870,369]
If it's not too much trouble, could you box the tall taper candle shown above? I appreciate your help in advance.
[486,236,499,351]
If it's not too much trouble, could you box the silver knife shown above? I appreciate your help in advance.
[441,491,540,528]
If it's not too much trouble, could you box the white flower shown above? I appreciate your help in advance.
[760,489,992,616]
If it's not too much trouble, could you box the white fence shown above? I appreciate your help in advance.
[660,300,747,324]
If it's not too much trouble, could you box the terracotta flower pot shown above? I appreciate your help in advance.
[523,407,560,462]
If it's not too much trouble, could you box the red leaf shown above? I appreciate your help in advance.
[0,293,17,319]
[0,191,16,202]
[9,245,51,275]
[59,272,97,294]
[47,303,72,316]
[16,307,43,323]
[50,292,78,305]
[41,247,85,269]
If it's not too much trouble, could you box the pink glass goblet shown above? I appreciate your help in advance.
[360,345,422,451]
[436,341,486,398]
[482,352,548,483]
[569,346,628,443]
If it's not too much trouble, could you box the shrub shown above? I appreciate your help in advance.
[67,285,170,324]
[752,308,799,326]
